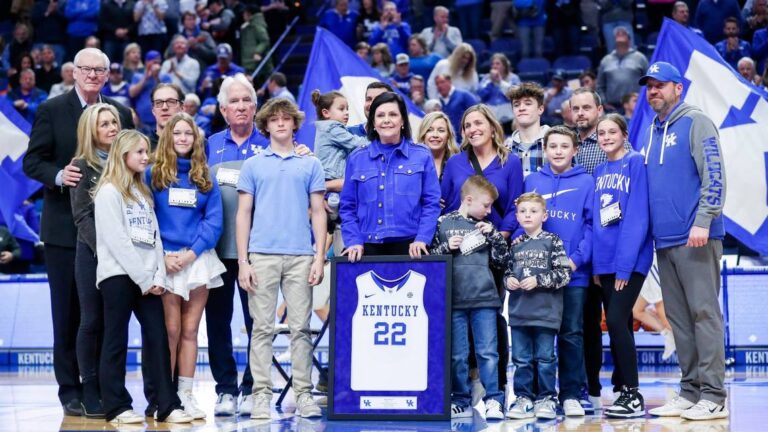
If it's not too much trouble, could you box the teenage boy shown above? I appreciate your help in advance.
[524,126,594,417]
[430,176,509,420]
[235,98,327,420]
[505,83,550,178]
[505,192,571,420]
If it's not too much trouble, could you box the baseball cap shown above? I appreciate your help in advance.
[216,43,233,58]
[396,53,410,65]
[109,62,122,73]
[639,61,682,85]
[551,70,565,81]
[145,50,161,62]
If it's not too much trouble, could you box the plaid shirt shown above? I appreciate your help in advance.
[504,125,550,178]
[575,130,632,175]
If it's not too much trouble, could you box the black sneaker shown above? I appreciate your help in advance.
[144,403,158,417]
[62,399,83,417]
[605,386,645,418]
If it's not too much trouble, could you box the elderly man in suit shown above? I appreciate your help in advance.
[23,47,134,417]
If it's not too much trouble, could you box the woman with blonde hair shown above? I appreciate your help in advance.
[94,130,192,425]
[147,112,225,419]
[427,43,479,99]
[417,111,458,181]
[70,103,121,418]
[371,42,395,78]
[122,43,144,83]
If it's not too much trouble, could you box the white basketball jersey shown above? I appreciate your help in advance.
[350,270,428,391]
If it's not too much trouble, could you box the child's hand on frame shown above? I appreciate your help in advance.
[475,221,493,234]
[448,235,463,250]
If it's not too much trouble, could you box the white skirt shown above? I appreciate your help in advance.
[164,249,226,301]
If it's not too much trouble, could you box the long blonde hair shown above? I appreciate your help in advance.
[94,130,153,205]
[122,43,144,70]
[448,43,477,82]
[417,111,458,158]
[74,103,122,170]
[151,112,213,193]
[460,104,509,165]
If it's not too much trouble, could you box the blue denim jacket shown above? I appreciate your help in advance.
[340,138,441,246]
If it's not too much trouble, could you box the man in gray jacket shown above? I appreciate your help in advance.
[596,26,648,111]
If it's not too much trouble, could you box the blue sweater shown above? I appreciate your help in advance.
[525,164,594,287]
[64,0,100,38]
[592,150,653,280]
[146,158,223,257]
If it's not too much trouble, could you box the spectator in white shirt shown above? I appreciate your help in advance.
[161,35,202,94]
[419,6,463,58]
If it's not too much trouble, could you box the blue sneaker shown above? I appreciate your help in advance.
[578,389,595,413]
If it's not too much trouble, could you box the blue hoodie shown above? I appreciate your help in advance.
[592,150,653,280]
[525,164,594,287]
[146,158,224,257]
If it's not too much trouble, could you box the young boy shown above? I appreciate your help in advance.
[430,175,509,420]
[235,98,327,420]
[524,126,594,417]
[504,82,550,178]
[505,192,571,420]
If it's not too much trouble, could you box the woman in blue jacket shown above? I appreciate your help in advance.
[592,113,653,418]
[147,112,224,420]
[340,92,441,261]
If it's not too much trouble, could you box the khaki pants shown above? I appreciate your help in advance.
[248,253,314,396]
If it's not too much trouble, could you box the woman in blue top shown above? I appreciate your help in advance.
[147,112,225,420]
[340,92,441,261]
[592,113,653,419]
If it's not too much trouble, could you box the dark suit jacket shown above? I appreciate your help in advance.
[23,89,134,248]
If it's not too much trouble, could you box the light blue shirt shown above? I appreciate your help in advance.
[237,147,326,255]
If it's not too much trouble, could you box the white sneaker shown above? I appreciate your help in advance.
[506,396,534,419]
[661,329,676,360]
[177,388,206,419]
[238,394,252,416]
[680,399,729,420]
[162,408,194,423]
[484,399,504,420]
[649,395,695,417]
[470,378,486,407]
[451,404,473,419]
[275,350,292,364]
[563,398,585,416]
[110,409,144,424]
[250,393,272,420]
[533,397,557,420]
[296,393,322,418]
[214,393,236,416]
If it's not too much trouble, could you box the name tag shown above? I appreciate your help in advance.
[169,188,197,208]
[130,227,156,247]
[460,229,486,255]
[216,168,240,186]
[600,201,623,227]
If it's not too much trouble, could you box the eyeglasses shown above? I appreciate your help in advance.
[76,65,108,76]
[153,98,181,108]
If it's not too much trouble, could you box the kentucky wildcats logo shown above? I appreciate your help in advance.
[663,132,677,148]
[600,193,613,208]
[648,63,660,74]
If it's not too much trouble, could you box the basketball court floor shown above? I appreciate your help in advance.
[1,365,763,431]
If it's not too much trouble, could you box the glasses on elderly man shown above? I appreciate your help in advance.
[76,65,108,76]
[153,98,181,108]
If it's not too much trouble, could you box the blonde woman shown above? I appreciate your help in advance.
[70,103,121,418]
[371,42,395,78]
[122,43,144,83]
[94,130,192,425]
[147,112,224,419]
[417,111,458,181]
[427,43,479,99]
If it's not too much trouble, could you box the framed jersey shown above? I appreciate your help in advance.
[328,255,452,420]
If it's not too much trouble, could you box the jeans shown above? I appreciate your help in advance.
[74,241,102,385]
[558,287,587,401]
[602,21,634,53]
[451,308,504,408]
[510,326,557,401]
[583,281,604,396]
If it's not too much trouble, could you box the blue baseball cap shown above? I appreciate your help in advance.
[639,61,683,85]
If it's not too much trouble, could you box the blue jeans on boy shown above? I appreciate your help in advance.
[558,287,587,401]
[452,308,504,408]
[511,326,557,401]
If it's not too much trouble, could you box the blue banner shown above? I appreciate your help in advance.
[629,19,768,255]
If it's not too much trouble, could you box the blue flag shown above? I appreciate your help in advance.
[295,27,423,148]
[629,19,768,255]
[0,99,41,243]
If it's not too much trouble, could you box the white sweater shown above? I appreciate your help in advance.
[94,183,166,293]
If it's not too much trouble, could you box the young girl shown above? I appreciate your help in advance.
[592,113,653,418]
[94,130,192,425]
[148,112,225,419]
[371,42,395,78]
[70,104,122,418]
[417,111,458,181]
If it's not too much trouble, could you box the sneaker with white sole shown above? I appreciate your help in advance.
[161,408,194,423]
[577,388,596,412]
[238,394,252,416]
[110,409,144,424]
[296,393,322,418]
[250,393,272,420]
[648,395,695,417]
[214,393,236,416]
[680,399,729,420]
[177,388,206,419]
[506,396,534,419]
[470,378,486,407]
[451,403,473,419]
[534,397,557,420]
[605,386,645,418]
[661,329,676,360]
[563,398,585,416]
[275,350,291,364]
[485,399,504,420]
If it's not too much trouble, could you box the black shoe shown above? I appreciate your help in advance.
[63,399,83,416]
[80,401,105,419]
[81,380,105,419]
[145,403,158,417]
[605,386,645,418]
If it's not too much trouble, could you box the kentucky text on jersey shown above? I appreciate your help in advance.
[361,304,420,317]
[703,137,724,206]
[594,173,630,193]
[548,209,577,221]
